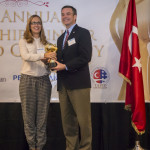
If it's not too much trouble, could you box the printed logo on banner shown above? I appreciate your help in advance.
[13,75,21,80]
[12,74,57,88]
[91,67,110,89]
[0,0,49,7]
[49,72,57,88]
[0,77,6,82]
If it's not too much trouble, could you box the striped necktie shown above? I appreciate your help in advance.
[63,30,69,48]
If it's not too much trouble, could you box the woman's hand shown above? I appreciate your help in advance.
[44,52,57,60]
[40,58,48,65]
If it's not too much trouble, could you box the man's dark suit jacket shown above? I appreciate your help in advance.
[57,25,92,91]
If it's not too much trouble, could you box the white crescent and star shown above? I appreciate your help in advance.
[128,25,142,73]
[132,57,142,73]
[128,25,138,54]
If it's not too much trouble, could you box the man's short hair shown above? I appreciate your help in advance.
[61,5,77,15]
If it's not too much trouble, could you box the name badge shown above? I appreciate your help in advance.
[37,48,45,54]
[68,38,76,46]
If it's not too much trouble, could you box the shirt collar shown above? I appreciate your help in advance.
[66,24,76,34]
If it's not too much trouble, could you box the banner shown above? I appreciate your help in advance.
[0,0,150,102]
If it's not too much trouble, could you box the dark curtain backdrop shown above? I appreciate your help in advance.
[0,103,150,150]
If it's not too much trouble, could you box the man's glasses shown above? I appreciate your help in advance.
[31,21,42,25]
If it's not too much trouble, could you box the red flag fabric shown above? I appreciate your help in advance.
[119,0,146,134]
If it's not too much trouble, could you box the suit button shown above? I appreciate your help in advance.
[61,59,63,61]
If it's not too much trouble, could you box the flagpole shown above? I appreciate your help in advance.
[132,134,144,150]
[132,141,144,150]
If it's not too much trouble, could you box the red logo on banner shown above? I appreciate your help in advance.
[0,0,49,7]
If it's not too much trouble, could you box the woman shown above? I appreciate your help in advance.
[19,15,56,150]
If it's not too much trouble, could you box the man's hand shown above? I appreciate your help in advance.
[52,61,66,71]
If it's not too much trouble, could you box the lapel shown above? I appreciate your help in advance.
[68,24,78,41]
[59,32,65,50]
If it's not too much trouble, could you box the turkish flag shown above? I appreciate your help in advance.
[119,0,146,134]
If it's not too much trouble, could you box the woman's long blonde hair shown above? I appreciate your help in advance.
[24,15,48,45]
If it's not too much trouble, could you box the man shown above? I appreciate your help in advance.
[53,5,92,150]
